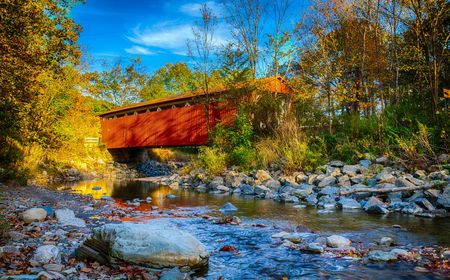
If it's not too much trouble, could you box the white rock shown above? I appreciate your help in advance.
[326,235,351,248]
[55,209,86,227]
[30,245,61,266]
[22,208,47,223]
[78,223,209,268]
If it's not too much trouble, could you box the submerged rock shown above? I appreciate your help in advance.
[76,223,209,268]
[366,250,397,262]
[326,235,351,248]
[220,202,238,213]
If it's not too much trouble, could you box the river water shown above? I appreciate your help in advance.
[58,179,450,279]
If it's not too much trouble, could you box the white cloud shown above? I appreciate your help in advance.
[179,1,224,17]
[128,23,193,50]
[127,22,230,55]
[125,45,156,55]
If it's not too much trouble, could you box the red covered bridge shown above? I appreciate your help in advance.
[99,77,291,162]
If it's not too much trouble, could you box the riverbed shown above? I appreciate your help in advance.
[54,178,450,279]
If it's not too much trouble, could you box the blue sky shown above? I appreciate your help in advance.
[72,0,308,73]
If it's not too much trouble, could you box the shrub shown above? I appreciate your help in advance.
[229,146,257,170]
[196,147,227,175]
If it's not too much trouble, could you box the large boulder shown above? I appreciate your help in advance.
[22,208,47,223]
[77,223,209,268]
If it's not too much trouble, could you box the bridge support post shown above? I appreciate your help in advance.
[107,148,149,164]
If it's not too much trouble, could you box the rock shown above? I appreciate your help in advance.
[350,174,365,184]
[402,203,423,215]
[92,186,102,191]
[254,185,270,196]
[37,271,66,280]
[329,160,345,167]
[436,187,450,210]
[216,185,230,193]
[317,176,336,188]
[366,250,397,262]
[262,179,281,191]
[376,172,396,184]
[438,153,450,163]
[414,170,427,178]
[336,198,362,210]
[359,159,372,168]
[395,177,415,189]
[1,245,19,253]
[77,223,209,268]
[319,186,339,196]
[380,237,394,246]
[8,230,27,241]
[61,268,76,275]
[428,171,447,181]
[366,204,389,214]
[166,194,177,199]
[343,165,360,176]
[375,157,389,165]
[30,245,61,266]
[272,231,289,238]
[254,170,272,183]
[196,184,207,193]
[317,195,336,209]
[304,242,324,254]
[219,202,238,213]
[281,233,302,243]
[292,184,313,198]
[22,208,47,223]
[55,209,86,227]
[363,197,388,214]
[337,175,351,187]
[43,264,63,272]
[306,194,318,205]
[415,198,435,211]
[326,235,351,248]
[101,195,113,201]
[239,184,255,195]
[208,177,225,190]
[145,196,152,203]
[294,173,308,183]
[159,267,185,280]
[442,250,450,260]
[280,194,299,203]
[390,248,409,257]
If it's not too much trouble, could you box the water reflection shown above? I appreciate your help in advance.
[65,179,450,246]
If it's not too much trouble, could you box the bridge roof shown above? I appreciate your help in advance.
[99,76,291,117]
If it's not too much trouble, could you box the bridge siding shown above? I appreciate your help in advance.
[101,102,236,149]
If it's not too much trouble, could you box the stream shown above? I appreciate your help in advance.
[56,179,450,279]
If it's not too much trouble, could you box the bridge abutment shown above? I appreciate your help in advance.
[108,148,149,164]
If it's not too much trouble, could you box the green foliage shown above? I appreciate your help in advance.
[196,147,227,175]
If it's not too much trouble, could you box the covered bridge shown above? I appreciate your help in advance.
[99,76,291,162]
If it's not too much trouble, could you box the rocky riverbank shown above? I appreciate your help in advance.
[152,155,450,219]
[0,184,209,279]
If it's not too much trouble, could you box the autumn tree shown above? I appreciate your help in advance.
[0,0,82,165]
[93,58,148,106]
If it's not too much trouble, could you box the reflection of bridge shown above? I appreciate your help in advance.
[99,77,291,162]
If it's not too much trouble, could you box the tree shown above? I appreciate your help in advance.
[142,62,201,100]
[93,58,148,106]
[223,0,265,79]
[0,0,82,165]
